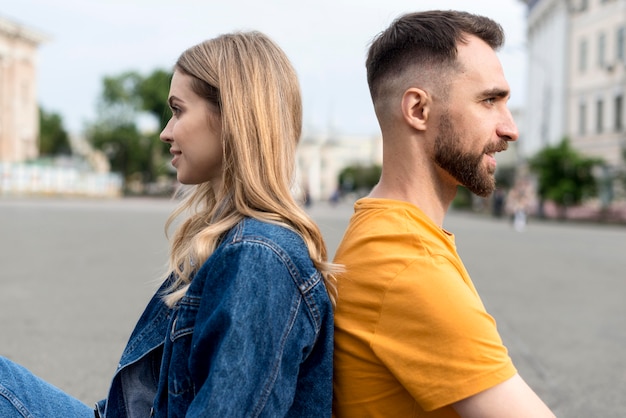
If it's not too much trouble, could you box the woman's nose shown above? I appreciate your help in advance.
[160,119,173,143]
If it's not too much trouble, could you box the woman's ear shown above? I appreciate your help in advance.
[401,88,430,131]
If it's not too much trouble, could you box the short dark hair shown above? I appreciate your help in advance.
[366,10,505,101]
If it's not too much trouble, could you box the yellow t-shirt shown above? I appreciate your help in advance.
[333,198,516,417]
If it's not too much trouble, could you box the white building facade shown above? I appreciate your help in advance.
[524,0,626,170]
[0,16,47,163]
[568,0,626,167]
[297,133,382,202]
[524,0,571,158]
[0,16,123,198]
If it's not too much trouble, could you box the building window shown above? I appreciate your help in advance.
[579,39,588,73]
[596,99,604,133]
[579,102,586,135]
[618,27,625,63]
[598,33,606,68]
[615,95,623,131]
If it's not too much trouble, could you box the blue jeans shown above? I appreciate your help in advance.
[0,356,93,418]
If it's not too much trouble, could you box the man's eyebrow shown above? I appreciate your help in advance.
[479,88,510,99]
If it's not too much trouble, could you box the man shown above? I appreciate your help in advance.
[332,10,555,418]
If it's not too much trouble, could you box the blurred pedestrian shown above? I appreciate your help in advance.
[492,187,506,218]
[330,188,341,206]
[507,179,535,232]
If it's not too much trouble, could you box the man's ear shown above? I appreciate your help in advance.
[401,88,430,131]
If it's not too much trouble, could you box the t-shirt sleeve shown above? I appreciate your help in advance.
[370,254,517,411]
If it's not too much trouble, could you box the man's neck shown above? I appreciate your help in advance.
[368,178,455,228]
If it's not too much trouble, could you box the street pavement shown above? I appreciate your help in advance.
[1,197,625,417]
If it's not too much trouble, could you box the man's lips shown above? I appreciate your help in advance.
[484,140,509,158]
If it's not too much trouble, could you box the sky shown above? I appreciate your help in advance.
[2,0,528,137]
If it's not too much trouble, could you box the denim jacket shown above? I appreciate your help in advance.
[95,217,334,417]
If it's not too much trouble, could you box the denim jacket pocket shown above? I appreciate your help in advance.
[167,295,201,401]
[169,295,201,342]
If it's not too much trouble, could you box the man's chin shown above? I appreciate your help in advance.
[475,188,495,198]
[463,179,496,198]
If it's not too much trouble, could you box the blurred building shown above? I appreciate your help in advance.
[0,16,47,163]
[523,0,570,158]
[297,133,382,201]
[567,0,626,167]
[0,17,121,197]
[523,0,626,170]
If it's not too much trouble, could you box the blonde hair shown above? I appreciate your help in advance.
[163,31,338,307]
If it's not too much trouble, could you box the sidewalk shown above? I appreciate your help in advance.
[539,200,626,225]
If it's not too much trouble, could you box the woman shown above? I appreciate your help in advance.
[0,31,337,417]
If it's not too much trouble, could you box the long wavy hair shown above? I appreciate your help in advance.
[162,31,338,307]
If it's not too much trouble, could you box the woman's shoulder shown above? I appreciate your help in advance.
[202,217,325,298]
[225,217,303,247]
[216,217,311,266]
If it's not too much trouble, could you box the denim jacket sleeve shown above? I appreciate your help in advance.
[164,223,333,417]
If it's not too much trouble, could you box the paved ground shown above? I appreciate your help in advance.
[1,197,625,416]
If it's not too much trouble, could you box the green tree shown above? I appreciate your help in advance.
[87,69,172,189]
[338,164,381,195]
[137,69,172,128]
[529,138,603,217]
[136,69,173,181]
[39,107,71,156]
[87,121,146,182]
[495,165,516,190]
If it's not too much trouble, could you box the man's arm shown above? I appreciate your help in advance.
[452,373,555,418]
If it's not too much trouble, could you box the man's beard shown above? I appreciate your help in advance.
[434,112,508,197]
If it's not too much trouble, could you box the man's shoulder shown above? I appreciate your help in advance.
[336,201,447,264]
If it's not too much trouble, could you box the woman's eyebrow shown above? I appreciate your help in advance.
[167,96,181,107]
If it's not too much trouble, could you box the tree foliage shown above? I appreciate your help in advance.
[528,138,603,210]
[137,69,172,129]
[338,164,381,194]
[87,69,172,187]
[39,107,71,156]
[88,121,145,179]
